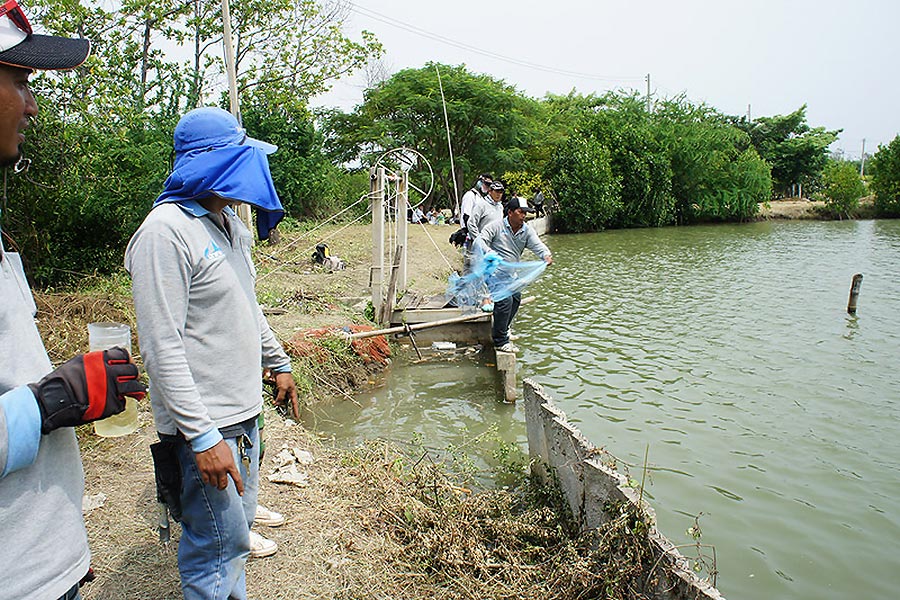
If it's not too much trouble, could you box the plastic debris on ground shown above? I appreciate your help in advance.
[268,446,314,487]
[431,341,456,351]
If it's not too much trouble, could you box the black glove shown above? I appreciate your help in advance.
[28,346,147,434]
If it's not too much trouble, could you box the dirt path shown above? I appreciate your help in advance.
[756,198,824,220]
[79,407,422,599]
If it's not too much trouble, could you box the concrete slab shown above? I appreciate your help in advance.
[522,378,725,600]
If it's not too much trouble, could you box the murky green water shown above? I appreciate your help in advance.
[306,219,900,599]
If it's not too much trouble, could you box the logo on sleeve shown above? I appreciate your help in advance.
[203,239,225,261]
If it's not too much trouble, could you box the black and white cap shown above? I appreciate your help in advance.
[506,196,535,212]
[0,0,90,71]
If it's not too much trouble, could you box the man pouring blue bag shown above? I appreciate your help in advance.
[474,196,552,353]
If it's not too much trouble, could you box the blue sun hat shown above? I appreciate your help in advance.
[155,107,284,238]
[173,107,277,157]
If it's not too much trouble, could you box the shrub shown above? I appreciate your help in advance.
[870,136,900,217]
[656,99,770,223]
[4,104,172,286]
[819,160,866,218]
[580,95,676,228]
[545,136,622,232]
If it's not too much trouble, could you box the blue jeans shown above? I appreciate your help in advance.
[174,418,259,600]
[492,292,521,347]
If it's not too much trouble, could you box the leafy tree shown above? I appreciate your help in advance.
[224,0,382,108]
[540,93,768,230]
[4,0,381,285]
[545,135,622,233]
[869,135,900,217]
[579,93,675,227]
[658,97,770,223]
[323,63,536,209]
[526,91,604,171]
[241,90,360,219]
[737,105,839,197]
[819,160,866,218]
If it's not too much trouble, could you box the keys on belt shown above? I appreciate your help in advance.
[237,433,253,471]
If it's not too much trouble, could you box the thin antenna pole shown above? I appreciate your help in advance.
[645,73,651,112]
[435,65,460,217]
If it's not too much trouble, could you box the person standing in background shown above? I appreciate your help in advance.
[467,180,506,241]
[459,172,492,230]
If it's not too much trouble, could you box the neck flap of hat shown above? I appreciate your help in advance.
[154,145,284,235]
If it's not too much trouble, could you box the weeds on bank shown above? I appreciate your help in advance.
[283,329,386,408]
[341,438,670,600]
[33,281,137,366]
[684,513,719,587]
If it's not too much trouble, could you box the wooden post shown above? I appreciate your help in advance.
[397,170,409,292]
[380,245,403,325]
[221,0,253,234]
[847,273,863,314]
[371,167,385,319]
[495,350,518,402]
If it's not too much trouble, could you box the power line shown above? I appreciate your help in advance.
[348,2,644,84]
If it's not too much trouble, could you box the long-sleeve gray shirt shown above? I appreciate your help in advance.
[466,195,504,241]
[474,217,552,264]
[1,244,90,600]
[125,201,290,451]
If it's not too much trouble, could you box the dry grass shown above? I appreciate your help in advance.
[75,407,663,600]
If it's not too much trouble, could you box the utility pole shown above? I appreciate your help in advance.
[747,104,751,122]
[860,138,866,177]
[221,0,253,232]
[645,74,651,113]
[221,0,239,119]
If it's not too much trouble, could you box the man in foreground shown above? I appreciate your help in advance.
[475,196,552,353]
[0,4,145,599]
[126,106,298,600]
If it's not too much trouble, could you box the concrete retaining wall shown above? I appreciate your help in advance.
[523,379,725,600]
[528,214,550,236]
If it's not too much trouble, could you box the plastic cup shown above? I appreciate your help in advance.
[88,322,139,437]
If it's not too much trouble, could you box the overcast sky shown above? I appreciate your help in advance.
[312,0,899,159]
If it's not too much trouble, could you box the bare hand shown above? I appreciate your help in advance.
[274,372,300,420]
[194,439,244,495]
[544,255,553,265]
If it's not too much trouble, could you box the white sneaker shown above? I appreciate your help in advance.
[509,333,521,341]
[253,505,285,527]
[497,342,519,353]
[249,530,278,559]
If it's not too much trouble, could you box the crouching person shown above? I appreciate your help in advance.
[126,107,299,600]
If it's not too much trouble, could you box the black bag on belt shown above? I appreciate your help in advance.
[150,440,183,522]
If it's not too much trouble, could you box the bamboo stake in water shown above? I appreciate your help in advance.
[847,273,863,314]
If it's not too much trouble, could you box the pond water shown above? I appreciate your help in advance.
[305,219,900,599]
